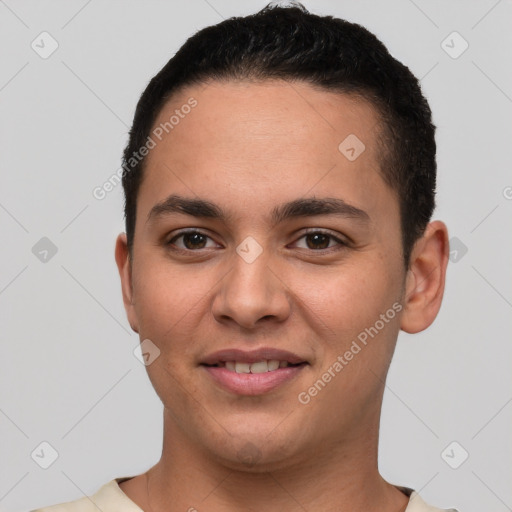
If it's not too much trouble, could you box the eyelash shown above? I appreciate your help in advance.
[166,229,348,254]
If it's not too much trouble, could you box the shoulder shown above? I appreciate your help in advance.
[403,488,460,512]
[30,478,142,512]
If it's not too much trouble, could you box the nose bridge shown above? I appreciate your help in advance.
[212,235,290,328]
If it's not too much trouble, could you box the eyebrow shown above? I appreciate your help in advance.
[146,194,370,226]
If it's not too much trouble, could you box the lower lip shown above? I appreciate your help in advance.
[201,364,307,395]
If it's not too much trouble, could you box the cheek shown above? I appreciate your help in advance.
[130,259,209,409]
[294,255,404,385]
[296,262,402,409]
[131,255,211,346]
[295,258,397,332]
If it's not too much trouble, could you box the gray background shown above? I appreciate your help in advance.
[1,1,511,511]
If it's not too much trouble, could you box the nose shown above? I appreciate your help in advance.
[211,244,291,330]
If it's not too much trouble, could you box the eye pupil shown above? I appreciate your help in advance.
[184,232,206,249]
[306,233,330,250]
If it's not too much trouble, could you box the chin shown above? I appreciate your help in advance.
[203,426,305,473]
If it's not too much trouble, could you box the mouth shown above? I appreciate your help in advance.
[200,347,308,367]
[200,348,309,395]
[202,360,306,373]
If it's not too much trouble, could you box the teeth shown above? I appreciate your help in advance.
[250,361,269,373]
[235,362,251,373]
[267,359,280,371]
[221,360,291,373]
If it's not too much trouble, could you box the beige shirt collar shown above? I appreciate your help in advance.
[33,476,459,512]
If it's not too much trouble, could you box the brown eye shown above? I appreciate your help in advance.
[168,230,217,251]
[292,230,347,251]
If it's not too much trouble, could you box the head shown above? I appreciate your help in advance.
[115,3,448,471]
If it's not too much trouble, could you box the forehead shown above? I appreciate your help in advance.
[150,79,383,165]
[137,79,396,228]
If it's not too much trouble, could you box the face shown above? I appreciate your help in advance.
[117,80,411,471]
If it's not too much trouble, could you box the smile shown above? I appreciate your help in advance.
[205,360,296,373]
[201,362,308,395]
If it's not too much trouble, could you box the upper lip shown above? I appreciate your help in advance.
[200,347,307,365]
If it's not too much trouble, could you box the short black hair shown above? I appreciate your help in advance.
[121,2,436,268]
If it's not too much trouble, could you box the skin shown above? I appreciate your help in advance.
[115,80,449,512]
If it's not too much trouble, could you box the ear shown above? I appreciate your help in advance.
[400,220,449,334]
[115,233,139,333]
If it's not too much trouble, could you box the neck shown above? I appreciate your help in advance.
[143,408,409,512]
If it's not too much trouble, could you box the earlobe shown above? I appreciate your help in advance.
[400,221,449,334]
[114,233,139,333]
